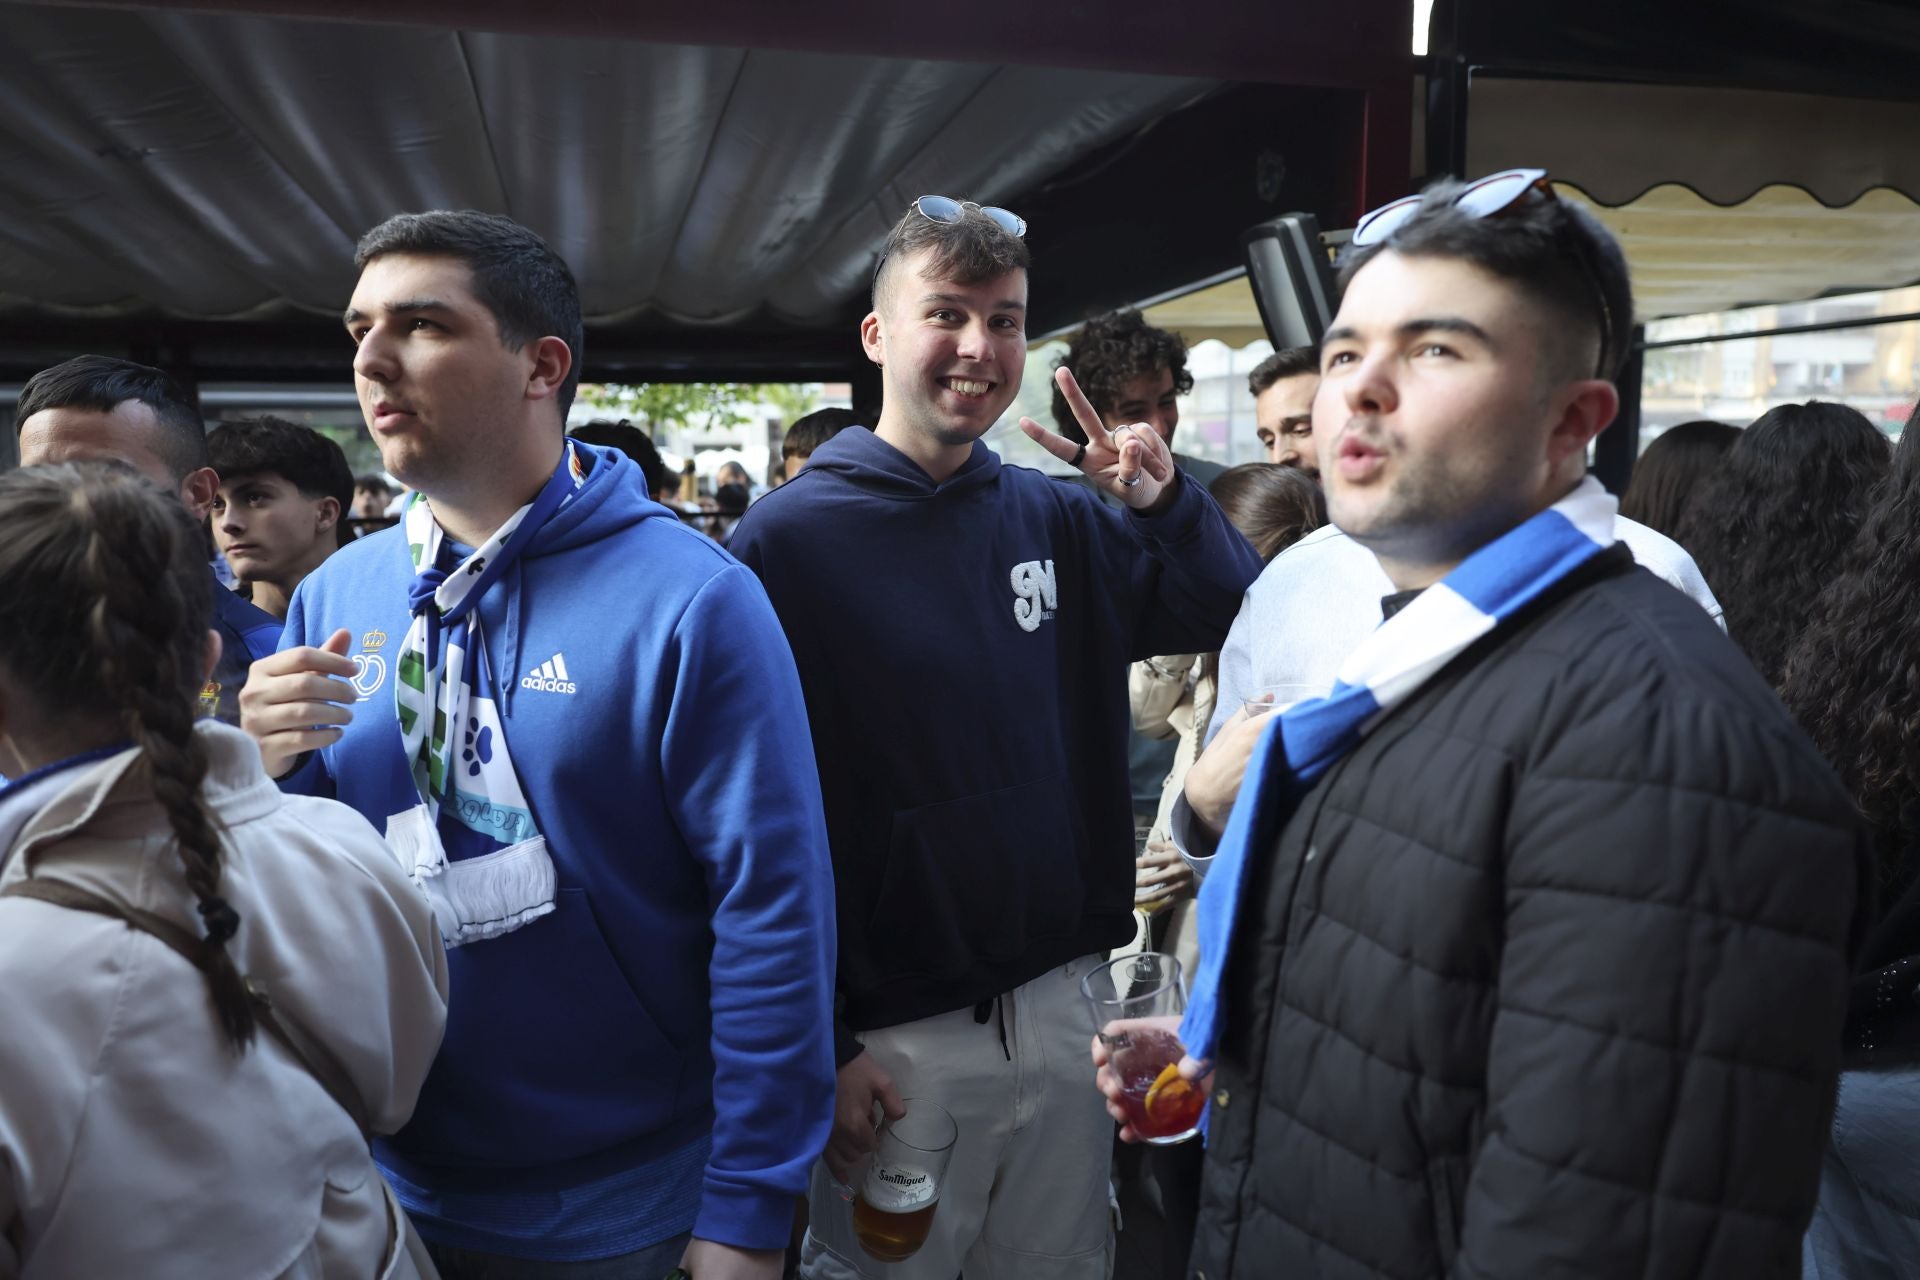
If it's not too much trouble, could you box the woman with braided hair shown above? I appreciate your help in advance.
[0,462,447,1278]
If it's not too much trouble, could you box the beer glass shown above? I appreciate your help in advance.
[852,1098,957,1263]
[1245,682,1318,718]
[1083,952,1204,1144]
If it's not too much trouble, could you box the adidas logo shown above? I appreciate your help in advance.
[520,652,577,695]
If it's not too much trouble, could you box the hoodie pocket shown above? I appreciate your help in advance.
[397,886,688,1165]
[868,773,1087,982]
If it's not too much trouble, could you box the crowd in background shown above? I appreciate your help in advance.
[1,172,1916,1280]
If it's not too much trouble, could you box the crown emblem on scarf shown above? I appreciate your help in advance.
[361,629,389,651]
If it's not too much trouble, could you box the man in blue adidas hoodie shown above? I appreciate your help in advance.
[729,199,1262,1279]
[240,211,835,1280]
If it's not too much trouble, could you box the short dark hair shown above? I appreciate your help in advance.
[569,419,666,497]
[206,416,356,548]
[14,355,207,480]
[354,473,394,496]
[1617,420,1741,541]
[355,211,584,416]
[714,482,751,517]
[873,202,1030,309]
[1050,309,1195,445]
[1336,177,1633,384]
[783,407,859,460]
[1249,345,1321,398]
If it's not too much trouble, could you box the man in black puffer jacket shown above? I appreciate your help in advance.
[1102,173,1873,1280]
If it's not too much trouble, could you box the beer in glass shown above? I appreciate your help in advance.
[852,1098,957,1262]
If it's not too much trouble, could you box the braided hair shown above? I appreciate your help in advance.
[0,462,256,1050]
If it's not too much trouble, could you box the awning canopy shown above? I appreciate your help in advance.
[0,10,1211,327]
[1140,55,1920,349]
[1142,180,1920,350]
[0,0,1412,384]
[1465,79,1920,211]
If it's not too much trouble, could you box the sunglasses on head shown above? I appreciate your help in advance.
[1353,168,1615,379]
[872,195,1028,288]
[911,195,1027,238]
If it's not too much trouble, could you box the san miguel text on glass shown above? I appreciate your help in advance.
[852,1098,957,1262]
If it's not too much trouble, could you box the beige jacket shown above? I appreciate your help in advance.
[1126,654,1216,976]
[0,722,449,1278]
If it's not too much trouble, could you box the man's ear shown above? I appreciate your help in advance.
[1545,379,1620,468]
[180,467,219,521]
[525,337,574,405]
[860,311,884,366]
[315,495,341,534]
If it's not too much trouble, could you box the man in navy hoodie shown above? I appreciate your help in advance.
[239,211,836,1280]
[729,198,1262,1279]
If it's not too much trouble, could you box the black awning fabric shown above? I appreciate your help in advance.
[0,3,1212,326]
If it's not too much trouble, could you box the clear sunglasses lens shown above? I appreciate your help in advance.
[1352,198,1418,247]
[915,195,964,223]
[983,207,1027,237]
[1456,171,1540,218]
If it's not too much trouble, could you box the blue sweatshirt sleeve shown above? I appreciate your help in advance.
[660,564,838,1250]
[1111,470,1264,661]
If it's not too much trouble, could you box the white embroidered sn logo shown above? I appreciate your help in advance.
[1010,559,1058,633]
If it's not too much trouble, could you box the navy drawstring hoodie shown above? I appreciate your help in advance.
[730,428,1262,1060]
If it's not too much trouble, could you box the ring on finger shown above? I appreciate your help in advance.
[1120,472,1144,488]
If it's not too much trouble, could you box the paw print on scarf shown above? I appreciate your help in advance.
[461,714,495,778]
[467,556,486,576]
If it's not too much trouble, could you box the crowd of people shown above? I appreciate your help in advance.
[0,172,1912,1280]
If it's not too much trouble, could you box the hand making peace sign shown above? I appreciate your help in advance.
[1020,366,1180,512]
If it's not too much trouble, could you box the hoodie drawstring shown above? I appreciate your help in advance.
[972,994,1011,1061]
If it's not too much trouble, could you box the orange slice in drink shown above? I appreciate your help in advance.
[1143,1062,1197,1129]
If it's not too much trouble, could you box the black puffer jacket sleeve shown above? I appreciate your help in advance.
[1457,649,1872,1278]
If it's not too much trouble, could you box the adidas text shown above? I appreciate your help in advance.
[522,653,577,695]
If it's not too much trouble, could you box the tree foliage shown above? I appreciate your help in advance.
[577,382,822,433]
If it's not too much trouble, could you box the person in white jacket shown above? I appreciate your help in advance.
[1126,462,1329,969]
[0,460,449,1279]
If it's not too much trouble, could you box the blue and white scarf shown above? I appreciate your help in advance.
[1179,476,1619,1064]
[386,442,585,947]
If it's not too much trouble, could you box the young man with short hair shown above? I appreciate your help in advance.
[239,210,836,1280]
[354,472,396,518]
[568,418,667,499]
[713,459,761,505]
[14,355,281,724]
[731,198,1262,1280]
[1113,174,1870,1278]
[1247,345,1320,474]
[1050,307,1224,488]
[207,415,354,620]
[780,406,858,481]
